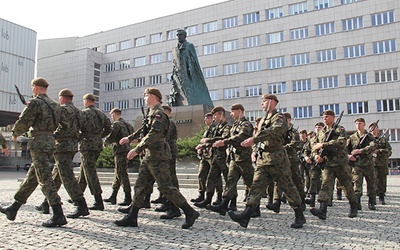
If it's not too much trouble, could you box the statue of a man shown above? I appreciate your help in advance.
[168,29,214,108]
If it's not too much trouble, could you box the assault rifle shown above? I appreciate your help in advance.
[15,85,27,105]
[372,128,390,158]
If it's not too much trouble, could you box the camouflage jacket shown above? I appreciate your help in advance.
[166,118,178,158]
[347,130,376,167]
[79,105,112,151]
[205,120,231,160]
[105,118,134,155]
[12,94,61,152]
[284,126,301,163]
[199,124,215,159]
[132,104,171,161]
[54,102,84,153]
[372,135,392,166]
[0,133,7,149]
[224,116,253,163]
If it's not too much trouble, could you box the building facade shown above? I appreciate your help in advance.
[37,0,399,167]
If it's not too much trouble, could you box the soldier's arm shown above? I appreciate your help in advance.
[359,134,376,155]
[104,122,119,146]
[12,100,38,137]
[133,111,167,153]
[53,106,69,139]
[322,126,346,151]
[224,122,253,147]
[254,114,286,145]
[101,114,112,138]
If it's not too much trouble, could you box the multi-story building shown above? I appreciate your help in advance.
[37,0,399,167]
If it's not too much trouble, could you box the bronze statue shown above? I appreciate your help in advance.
[168,29,214,108]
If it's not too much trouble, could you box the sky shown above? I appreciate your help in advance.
[2,0,229,40]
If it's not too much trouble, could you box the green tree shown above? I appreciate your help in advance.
[176,127,205,158]
[96,145,114,168]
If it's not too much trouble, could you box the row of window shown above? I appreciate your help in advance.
[104,0,367,53]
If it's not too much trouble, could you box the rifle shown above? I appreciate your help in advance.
[372,128,389,158]
[15,85,27,105]
[256,103,271,160]
[315,110,344,169]
[140,106,150,139]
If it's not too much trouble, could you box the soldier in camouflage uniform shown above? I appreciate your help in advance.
[207,103,254,216]
[229,94,306,229]
[194,106,231,209]
[347,118,377,210]
[0,133,10,156]
[309,110,358,220]
[35,89,89,219]
[0,77,67,227]
[370,123,392,205]
[115,88,199,229]
[78,93,112,211]
[298,129,310,197]
[103,108,134,206]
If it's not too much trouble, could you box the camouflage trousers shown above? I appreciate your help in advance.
[169,157,179,189]
[14,149,62,206]
[223,159,254,199]
[352,164,376,198]
[52,151,84,201]
[78,150,102,196]
[375,164,388,195]
[132,159,187,208]
[205,154,228,195]
[247,157,302,209]
[111,153,131,193]
[308,165,322,194]
[273,161,306,200]
[299,163,310,194]
[317,164,355,203]
[197,157,223,194]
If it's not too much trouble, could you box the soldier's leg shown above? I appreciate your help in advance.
[364,165,377,210]
[56,151,85,201]
[334,165,357,217]
[191,159,210,202]
[290,162,306,200]
[112,154,122,192]
[310,167,334,220]
[270,165,302,210]
[131,162,155,208]
[352,166,363,209]
[83,150,103,196]
[77,152,88,192]
[222,161,240,199]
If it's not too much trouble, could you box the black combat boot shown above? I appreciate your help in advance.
[267,194,273,206]
[115,206,139,227]
[89,195,104,211]
[348,200,358,218]
[181,202,200,229]
[251,205,261,218]
[266,199,281,213]
[118,192,132,206]
[228,205,254,228]
[160,202,182,219]
[368,197,376,210]
[42,205,67,227]
[227,196,237,211]
[103,189,118,205]
[118,204,131,214]
[242,189,249,202]
[212,192,222,205]
[190,192,205,203]
[0,201,22,221]
[155,201,170,212]
[305,193,316,207]
[379,193,385,205]
[151,192,166,204]
[310,201,327,220]
[142,193,151,208]
[194,192,213,209]
[207,197,230,215]
[281,193,287,203]
[291,208,306,228]
[35,199,50,214]
[66,198,90,218]
[337,189,343,200]
[356,195,362,210]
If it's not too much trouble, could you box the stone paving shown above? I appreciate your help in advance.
[0,170,399,250]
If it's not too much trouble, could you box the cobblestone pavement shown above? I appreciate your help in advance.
[0,170,399,250]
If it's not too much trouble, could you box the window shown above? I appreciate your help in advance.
[118,80,129,90]
[104,82,115,92]
[342,17,363,31]
[119,59,130,70]
[150,75,162,85]
[344,44,365,58]
[223,40,238,52]
[244,60,261,72]
[375,69,398,83]
[224,88,240,99]
[318,76,338,89]
[293,79,311,92]
[246,85,262,97]
[345,72,367,86]
[315,22,335,36]
[203,66,218,78]
[118,100,129,110]
[290,27,309,40]
[120,40,131,50]
[203,43,218,55]
[314,0,333,10]
[289,2,308,15]
[377,99,400,112]
[134,77,145,87]
[341,0,360,4]
[244,36,261,48]
[135,36,146,47]
[133,98,145,109]
[104,102,114,112]
[268,82,286,94]
[209,90,218,101]
[245,110,263,123]
[294,106,313,118]
[267,31,284,44]
[203,21,218,32]
[166,51,173,62]
[150,33,162,44]
[317,49,337,62]
[167,30,176,40]
[244,11,260,24]
[291,53,310,65]
[266,7,283,20]
[347,101,368,114]
[105,43,116,53]
[373,39,396,54]
[150,54,162,64]
[319,104,340,115]
[105,62,115,72]
[166,73,172,83]
[134,57,146,67]
[267,56,285,69]
[371,11,395,26]
[224,63,239,75]
[222,16,238,29]
[185,25,198,36]
[387,129,400,142]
